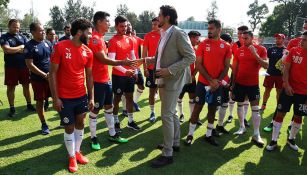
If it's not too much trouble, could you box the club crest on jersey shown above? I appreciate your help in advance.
[117,88,121,93]
[93,38,98,45]
[147,81,151,86]
[94,102,100,108]
[220,43,224,48]
[195,96,200,102]
[277,104,282,110]
[63,117,69,124]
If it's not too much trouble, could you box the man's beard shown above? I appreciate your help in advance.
[80,34,88,45]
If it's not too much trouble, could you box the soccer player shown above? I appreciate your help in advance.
[286,20,307,50]
[109,15,141,132]
[87,11,132,150]
[24,22,52,135]
[231,30,268,147]
[49,18,93,173]
[177,30,200,123]
[142,17,160,122]
[58,24,71,41]
[266,31,307,151]
[0,19,35,117]
[185,19,231,146]
[46,28,57,46]
[227,25,250,127]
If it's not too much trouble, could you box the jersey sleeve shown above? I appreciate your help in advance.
[143,34,149,48]
[259,46,267,60]
[85,50,94,68]
[225,43,232,59]
[24,43,33,59]
[137,37,144,45]
[196,42,204,58]
[0,35,9,46]
[108,39,117,54]
[284,48,294,64]
[50,43,61,64]
[88,36,103,54]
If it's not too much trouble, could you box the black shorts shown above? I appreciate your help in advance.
[277,90,307,116]
[94,81,113,110]
[59,95,88,125]
[221,87,230,104]
[145,69,157,88]
[195,82,222,106]
[180,80,196,96]
[232,83,260,102]
[135,70,144,86]
[112,74,135,95]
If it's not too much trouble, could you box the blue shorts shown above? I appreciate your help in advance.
[135,70,144,86]
[94,81,113,110]
[112,75,135,95]
[232,83,260,102]
[278,90,307,116]
[194,82,222,106]
[59,95,88,125]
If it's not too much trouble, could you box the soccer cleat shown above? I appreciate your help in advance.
[244,119,250,128]
[227,115,233,123]
[68,156,78,173]
[133,102,140,112]
[212,129,221,137]
[216,125,229,134]
[263,122,273,132]
[115,122,122,133]
[196,119,203,126]
[75,152,89,164]
[204,136,219,146]
[91,137,101,150]
[234,127,247,135]
[149,112,156,123]
[122,110,128,117]
[41,123,50,135]
[287,138,299,151]
[8,107,16,117]
[127,121,141,131]
[266,140,278,151]
[179,114,184,123]
[27,104,36,112]
[108,133,128,143]
[184,135,193,146]
[251,135,264,147]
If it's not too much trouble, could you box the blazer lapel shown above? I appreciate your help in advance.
[160,26,175,58]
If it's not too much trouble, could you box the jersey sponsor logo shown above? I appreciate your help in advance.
[220,43,224,48]
[292,56,303,64]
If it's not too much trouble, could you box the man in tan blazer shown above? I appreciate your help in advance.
[150,5,196,168]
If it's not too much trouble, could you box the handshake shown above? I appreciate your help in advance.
[122,57,155,69]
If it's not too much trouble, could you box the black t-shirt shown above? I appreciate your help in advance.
[0,33,28,68]
[24,39,52,81]
[267,46,285,76]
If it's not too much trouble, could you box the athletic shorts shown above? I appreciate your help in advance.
[4,67,30,86]
[232,83,260,102]
[112,74,135,95]
[94,81,113,110]
[263,75,283,89]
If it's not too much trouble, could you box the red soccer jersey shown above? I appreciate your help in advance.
[88,30,109,83]
[143,31,160,70]
[232,41,242,56]
[50,40,93,98]
[284,47,307,94]
[234,44,267,86]
[108,34,134,76]
[190,47,197,76]
[196,38,232,85]
[129,35,143,59]
[287,37,302,50]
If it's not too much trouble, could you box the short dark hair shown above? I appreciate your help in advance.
[220,33,232,43]
[29,22,41,33]
[237,25,249,31]
[188,31,201,37]
[115,15,127,26]
[160,5,178,25]
[93,11,110,25]
[243,30,253,37]
[64,24,71,30]
[152,17,159,22]
[46,28,54,34]
[8,19,19,26]
[70,18,92,36]
[208,19,222,29]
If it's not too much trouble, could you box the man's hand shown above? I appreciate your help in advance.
[125,70,135,77]
[248,45,259,59]
[18,45,25,53]
[156,68,171,78]
[284,83,294,96]
[53,98,63,112]
[88,99,94,111]
[209,79,220,92]
[122,59,136,67]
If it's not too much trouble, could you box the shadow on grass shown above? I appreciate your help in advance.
[0,106,36,122]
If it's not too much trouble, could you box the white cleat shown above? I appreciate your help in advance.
[234,127,246,135]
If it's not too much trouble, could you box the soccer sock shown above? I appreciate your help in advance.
[64,132,75,157]
[189,99,195,117]
[133,88,143,103]
[289,121,302,139]
[218,103,228,126]
[188,123,197,136]
[251,106,261,136]
[74,128,84,153]
[113,115,119,123]
[177,99,183,116]
[121,96,126,111]
[206,123,214,137]
[228,99,235,117]
[272,121,282,141]
[150,105,155,114]
[237,103,245,128]
[127,113,134,123]
[243,101,249,119]
[105,113,116,136]
[89,112,98,138]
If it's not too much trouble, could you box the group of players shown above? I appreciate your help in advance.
[1,8,307,172]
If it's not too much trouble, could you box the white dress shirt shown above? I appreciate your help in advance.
[156,25,173,70]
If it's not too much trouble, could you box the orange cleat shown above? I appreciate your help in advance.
[75,152,89,165]
[68,156,78,173]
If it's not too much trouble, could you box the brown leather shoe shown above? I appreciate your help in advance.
[150,156,173,168]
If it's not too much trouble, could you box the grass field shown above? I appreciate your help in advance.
[0,49,306,175]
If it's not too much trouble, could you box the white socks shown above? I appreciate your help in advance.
[251,106,260,136]
[133,88,143,103]
[206,123,214,137]
[243,100,249,119]
[272,121,282,141]
[127,113,134,123]
[177,99,183,116]
[64,132,75,157]
[237,103,245,128]
[189,99,195,117]
[228,99,235,117]
[89,112,98,138]
[218,103,228,126]
[114,115,119,123]
[105,113,116,136]
[188,123,197,136]
[289,122,301,139]
[74,128,84,153]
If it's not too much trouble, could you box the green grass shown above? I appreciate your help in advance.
[0,49,306,175]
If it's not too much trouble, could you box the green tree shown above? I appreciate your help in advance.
[49,6,65,31]
[126,12,138,30]
[136,10,156,33]
[116,4,129,17]
[187,16,195,21]
[207,0,218,21]
[0,0,9,8]
[63,0,94,23]
[21,13,40,28]
[247,0,269,32]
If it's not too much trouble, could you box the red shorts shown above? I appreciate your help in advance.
[4,67,30,86]
[31,80,51,101]
[263,75,283,89]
